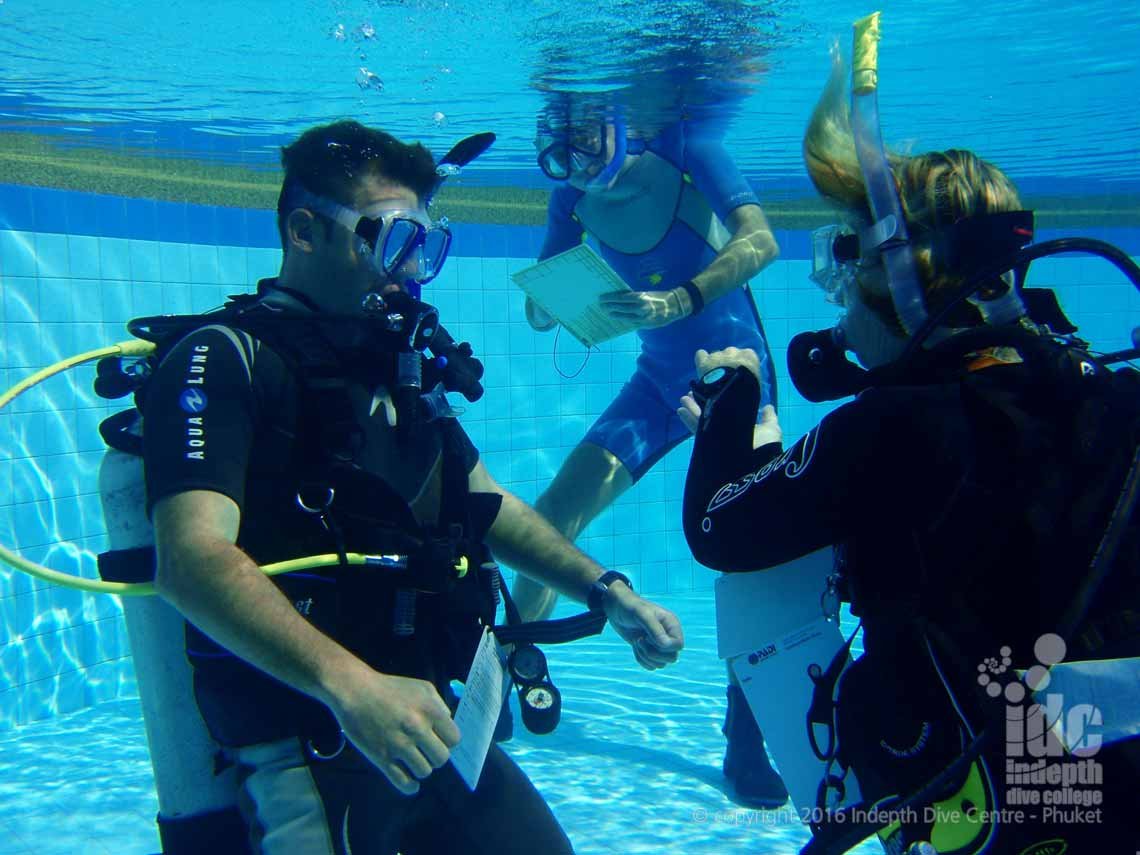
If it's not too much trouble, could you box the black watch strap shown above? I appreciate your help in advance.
[679,280,704,316]
[587,570,633,612]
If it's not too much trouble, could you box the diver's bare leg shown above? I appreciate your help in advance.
[510,441,633,622]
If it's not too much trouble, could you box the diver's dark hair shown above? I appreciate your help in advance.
[276,120,437,251]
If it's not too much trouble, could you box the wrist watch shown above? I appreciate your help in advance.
[587,570,633,612]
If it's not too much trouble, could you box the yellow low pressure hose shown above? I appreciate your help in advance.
[0,340,390,596]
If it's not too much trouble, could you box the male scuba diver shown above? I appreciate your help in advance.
[680,13,1139,855]
[87,120,684,855]
[517,98,789,808]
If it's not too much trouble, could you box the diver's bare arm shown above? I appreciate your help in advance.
[152,490,375,708]
[469,462,607,602]
[676,204,779,312]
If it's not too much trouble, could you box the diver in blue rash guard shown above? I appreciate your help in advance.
[512,107,787,807]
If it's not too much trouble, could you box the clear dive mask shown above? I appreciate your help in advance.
[809,225,863,305]
[535,117,640,189]
[285,183,452,299]
[536,121,608,181]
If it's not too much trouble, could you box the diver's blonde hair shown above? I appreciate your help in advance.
[802,53,1022,321]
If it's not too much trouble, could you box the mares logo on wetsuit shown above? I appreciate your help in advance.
[705,423,821,514]
[182,344,209,461]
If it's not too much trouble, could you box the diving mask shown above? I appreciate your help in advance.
[536,117,641,188]
[809,225,862,305]
[536,120,608,181]
[285,182,452,298]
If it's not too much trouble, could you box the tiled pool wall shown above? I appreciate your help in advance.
[2,182,1139,731]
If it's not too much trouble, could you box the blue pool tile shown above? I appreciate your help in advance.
[249,209,277,247]
[508,448,537,483]
[7,321,45,368]
[187,242,220,283]
[161,283,194,314]
[482,289,509,323]
[123,198,159,242]
[130,282,165,318]
[458,289,484,322]
[30,188,72,235]
[96,236,132,281]
[0,230,39,277]
[215,245,249,285]
[185,203,218,245]
[37,279,76,323]
[153,200,189,244]
[3,275,39,323]
[66,235,101,277]
[99,281,133,324]
[483,419,511,452]
[507,386,536,419]
[507,356,537,389]
[127,239,162,281]
[64,192,102,237]
[32,232,70,277]
[159,241,192,282]
[482,322,510,356]
[453,257,483,291]
[213,206,249,247]
[0,184,35,231]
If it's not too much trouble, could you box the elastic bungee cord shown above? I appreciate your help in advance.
[0,339,391,597]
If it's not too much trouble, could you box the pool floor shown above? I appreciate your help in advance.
[0,592,879,854]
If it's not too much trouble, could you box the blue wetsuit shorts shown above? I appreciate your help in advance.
[583,310,777,481]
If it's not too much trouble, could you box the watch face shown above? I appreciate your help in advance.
[523,685,556,710]
[509,644,547,683]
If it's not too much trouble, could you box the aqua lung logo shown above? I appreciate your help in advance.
[183,344,210,461]
[179,388,208,413]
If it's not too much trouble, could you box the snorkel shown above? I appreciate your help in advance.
[849,12,927,336]
[586,116,630,190]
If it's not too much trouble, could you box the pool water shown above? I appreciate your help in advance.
[0,593,885,855]
[2,1,1140,853]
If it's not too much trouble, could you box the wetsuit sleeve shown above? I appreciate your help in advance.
[538,185,585,261]
[681,128,761,221]
[142,325,258,518]
[683,371,969,571]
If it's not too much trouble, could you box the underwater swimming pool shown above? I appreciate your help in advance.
[2,1,1140,853]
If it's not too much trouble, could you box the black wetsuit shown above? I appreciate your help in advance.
[683,360,1140,852]
[142,292,574,855]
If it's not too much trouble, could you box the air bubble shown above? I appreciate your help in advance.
[356,68,384,92]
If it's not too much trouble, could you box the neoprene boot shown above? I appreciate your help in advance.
[722,684,789,808]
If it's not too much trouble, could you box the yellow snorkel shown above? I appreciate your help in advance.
[0,340,451,596]
[850,12,928,337]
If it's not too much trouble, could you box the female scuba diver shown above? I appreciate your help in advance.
[680,13,1139,855]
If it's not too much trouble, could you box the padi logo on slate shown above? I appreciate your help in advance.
[747,643,777,665]
[179,388,208,414]
[183,343,210,461]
